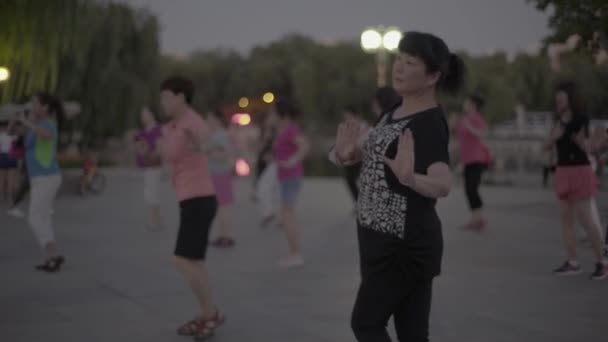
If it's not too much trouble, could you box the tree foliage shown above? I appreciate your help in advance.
[0,0,160,147]
[528,0,608,50]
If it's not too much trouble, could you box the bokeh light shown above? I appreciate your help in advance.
[238,97,249,108]
[235,158,251,177]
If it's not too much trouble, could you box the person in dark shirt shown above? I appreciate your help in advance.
[330,31,465,342]
[544,81,607,280]
[341,105,370,204]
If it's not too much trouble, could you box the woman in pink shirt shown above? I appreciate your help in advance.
[457,95,491,231]
[271,99,310,268]
[159,77,225,339]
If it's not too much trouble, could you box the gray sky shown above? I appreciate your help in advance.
[123,0,551,56]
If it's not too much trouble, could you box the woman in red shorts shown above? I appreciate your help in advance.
[545,81,607,280]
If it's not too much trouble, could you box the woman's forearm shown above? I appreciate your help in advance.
[408,173,452,199]
[328,146,362,166]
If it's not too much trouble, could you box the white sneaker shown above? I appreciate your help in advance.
[7,207,25,218]
[278,255,305,268]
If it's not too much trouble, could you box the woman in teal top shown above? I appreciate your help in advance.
[19,92,64,272]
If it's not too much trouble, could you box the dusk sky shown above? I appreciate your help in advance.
[122,0,551,56]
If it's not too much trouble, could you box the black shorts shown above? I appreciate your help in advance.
[174,196,218,260]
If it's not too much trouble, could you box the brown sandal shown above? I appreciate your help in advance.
[177,319,204,336]
[193,325,215,341]
[193,309,226,341]
[35,256,65,273]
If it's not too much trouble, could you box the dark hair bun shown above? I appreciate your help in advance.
[441,53,465,94]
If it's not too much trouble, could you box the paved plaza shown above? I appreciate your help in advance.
[1,169,606,341]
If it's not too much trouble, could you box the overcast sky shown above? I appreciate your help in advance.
[122,0,551,56]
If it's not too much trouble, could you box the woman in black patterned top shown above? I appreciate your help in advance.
[330,31,465,342]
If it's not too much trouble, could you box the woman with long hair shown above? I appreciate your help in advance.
[545,81,607,280]
[331,31,464,341]
[19,92,64,272]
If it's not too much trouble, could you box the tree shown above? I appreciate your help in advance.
[0,0,161,147]
[529,0,608,50]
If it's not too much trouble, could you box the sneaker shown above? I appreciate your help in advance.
[7,207,25,218]
[590,263,608,280]
[552,261,582,276]
[278,255,305,268]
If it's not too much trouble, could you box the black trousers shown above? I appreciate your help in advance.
[464,163,485,210]
[344,163,362,201]
[351,268,434,342]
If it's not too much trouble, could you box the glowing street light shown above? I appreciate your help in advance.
[361,29,383,51]
[231,113,251,126]
[238,97,249,108]
[382,30,403,52]
[263,92,275,104]
[360,27,402,86]
[0,67,9,82]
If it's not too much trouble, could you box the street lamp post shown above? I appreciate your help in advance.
[361,27,402,87]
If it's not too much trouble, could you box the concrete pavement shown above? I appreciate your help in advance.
[0,169,606,341]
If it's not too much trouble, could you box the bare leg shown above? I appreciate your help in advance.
[174,256,216,318]
[216,206,233,239]
[45,241,59,259]
[559,200,577,261]
[148,204,163,229]
[574,199,607,262]
[282,206,301,257]
[471,208,485,224]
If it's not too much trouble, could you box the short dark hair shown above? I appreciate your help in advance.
[274,98,300,119]
[467,94,485,111]
[160,76,194,104]
[398,31,466,94]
